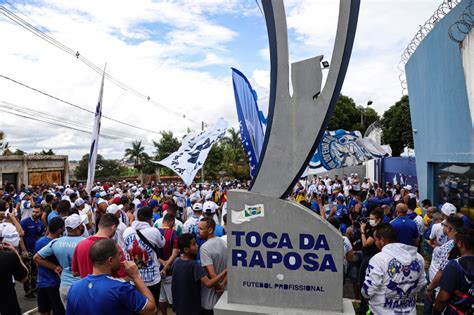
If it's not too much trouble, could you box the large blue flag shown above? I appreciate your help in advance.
[304,129,390,176]
[231,68,265,178]
[86,65,106,194]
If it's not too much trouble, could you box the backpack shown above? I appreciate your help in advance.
[447,257,474,315]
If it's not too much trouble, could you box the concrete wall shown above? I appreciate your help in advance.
[0,155,69,188]
[405,0,473,202]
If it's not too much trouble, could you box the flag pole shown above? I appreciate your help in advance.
[86,63,106,195]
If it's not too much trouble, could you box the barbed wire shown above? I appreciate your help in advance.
[448,0,473,43]
[398,0,463,95]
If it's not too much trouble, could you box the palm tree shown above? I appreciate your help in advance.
[0,131,10,155]
[124,140,149,184]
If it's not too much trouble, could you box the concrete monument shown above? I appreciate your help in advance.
[215,0,360,314]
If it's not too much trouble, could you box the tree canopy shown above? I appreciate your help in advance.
[328,95,380,134]
[380,95,414,156]
[74,154,128,180]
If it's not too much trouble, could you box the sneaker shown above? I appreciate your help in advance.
[24,292,36,301]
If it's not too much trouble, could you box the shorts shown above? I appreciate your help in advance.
[37,286,65,315]
[59,285,71,308]
[346,251,362,284]
[147,282,161,305]
[159,276,173,303]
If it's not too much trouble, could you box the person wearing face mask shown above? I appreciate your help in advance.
[358,207,384,315]
[34,214,86,307]
[362,223,427,314]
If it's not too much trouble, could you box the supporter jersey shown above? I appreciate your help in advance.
[158,227,178,276]
[429,222,448,246]
[38,236,85,287]
[20,217,45,253]
[67,274,147,315]
[34,236,60,288]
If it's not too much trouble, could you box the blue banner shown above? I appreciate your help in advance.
[231,68,265,178]
[305,129,390,175]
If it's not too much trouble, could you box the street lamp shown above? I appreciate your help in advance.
[361,100,373,126]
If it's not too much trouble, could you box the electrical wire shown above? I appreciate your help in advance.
[0,4,201,126]
[0,74,162,135]
[0,100,152,143]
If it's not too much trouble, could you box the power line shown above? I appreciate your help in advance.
[0,4,201,126]
[0,100,152,143]
[0,73,162,135]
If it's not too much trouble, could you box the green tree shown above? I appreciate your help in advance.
[380,95,414,156]
[34,149,55,155]
[0,131,10,155]
[152,131,181,176]
[74,154,128,180]
[13,149,26,156]
[328,95,380,133]
[124,140,149,183]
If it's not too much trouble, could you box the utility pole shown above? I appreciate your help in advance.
[201,121,205,183]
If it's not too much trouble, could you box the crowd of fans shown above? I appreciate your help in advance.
[0,174,472,315]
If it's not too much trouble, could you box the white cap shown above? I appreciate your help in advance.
[203,203,215,214]
[191,188,197,192]
[65,214,87,229]
[97,198,108,206]
[403,185,413,191]
[193,203,203,211]
[441,203,456,216]
[74,198,85,207]
[99,191,107,198]
[1,223,20,247]
[106,204,124,215]
[65,188,74,196]
[134,191,142,198]
[61,195,71,202]
[205,193,212,201]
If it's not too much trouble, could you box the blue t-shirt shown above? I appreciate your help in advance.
[38,236,85,287]
[461,215,471,229]
[390,216,419,246]
[66,274,147,315]
[311,200,320,213]
[48,211,60,222]
[35,236,60,288]
[20,217,45,253]
[214,224,225,237]
[334,204,348,220]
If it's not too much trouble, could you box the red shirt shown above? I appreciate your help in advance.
[71,236,127,278]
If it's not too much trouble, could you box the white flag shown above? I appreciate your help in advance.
[153,118,228,185]
[86,66,106,195]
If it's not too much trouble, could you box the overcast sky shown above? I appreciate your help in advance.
[0,0,442,160]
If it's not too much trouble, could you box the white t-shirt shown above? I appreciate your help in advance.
[123,221,165,286]
[20,200,33,221]
[113,221,127,252]
[429,223,448,246]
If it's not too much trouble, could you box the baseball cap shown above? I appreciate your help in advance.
[193,203,203,211]
[441,203,456,216]
[106,204,124,215]
[97,198,108,206]
[1,223,20,247]
[203,203,215,214]
[403,185,413,191]
[99,191,107,198]
[205,193,212,201]
[65,214,87,229]
[74,198,85,207]
[134,191,142,198]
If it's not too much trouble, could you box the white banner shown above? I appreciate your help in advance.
[153,118,228,185]
[86,66,106,194]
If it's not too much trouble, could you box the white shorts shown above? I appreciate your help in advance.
[159,276,173,303]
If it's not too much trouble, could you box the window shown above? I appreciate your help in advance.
[434,163,474,220]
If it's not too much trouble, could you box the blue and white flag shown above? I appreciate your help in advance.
[86,66,106,194]
[153,118,228,186]
[231,68,265,178]
[304,129,390,176]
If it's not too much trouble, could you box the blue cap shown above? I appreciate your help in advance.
[336,195,344,201]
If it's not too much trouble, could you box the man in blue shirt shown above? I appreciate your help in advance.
[390,203,419,246]
[34,216,65,315]
[34,214,86,307]
[67,238,156,315]
[20,205,45,300]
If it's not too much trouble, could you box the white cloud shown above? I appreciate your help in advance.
[0,0,447,162]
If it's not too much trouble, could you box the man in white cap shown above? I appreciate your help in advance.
[203,194,219,222]
[203,203,225,237]
[429,203,456,248]
[34,214,86,307]
[106,204,127,251]
[184,203,203,234]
